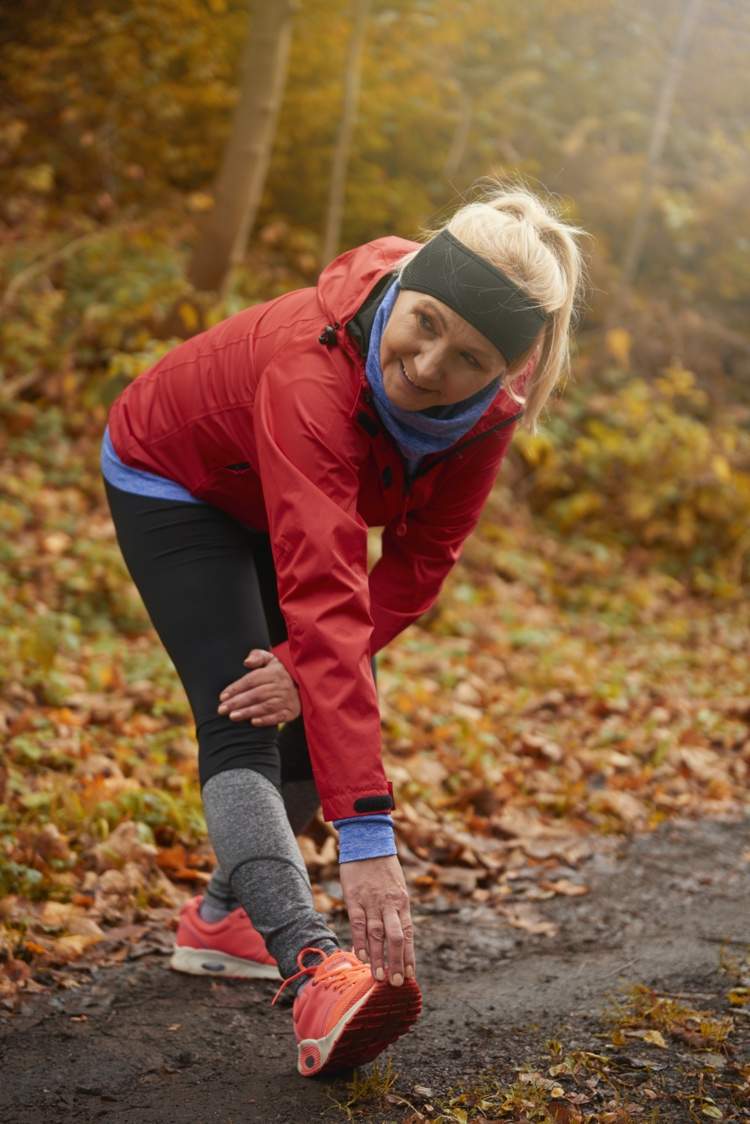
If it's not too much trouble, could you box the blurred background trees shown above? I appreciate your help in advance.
[1,0,749,590]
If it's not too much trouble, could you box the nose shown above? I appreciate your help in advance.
[413,344,443,387]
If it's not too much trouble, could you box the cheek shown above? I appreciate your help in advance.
[385,325,415,359]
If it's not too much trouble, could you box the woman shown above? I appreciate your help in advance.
[101,183,585,1077]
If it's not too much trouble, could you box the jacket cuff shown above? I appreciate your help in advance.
[319,781,395,822]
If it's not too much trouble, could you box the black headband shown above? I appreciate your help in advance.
[400,229,548,364]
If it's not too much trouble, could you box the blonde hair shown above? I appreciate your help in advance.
[397,179,588,432]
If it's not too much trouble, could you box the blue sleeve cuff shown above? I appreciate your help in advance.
[333,814,397,863]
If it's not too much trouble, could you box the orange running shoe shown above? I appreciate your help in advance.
[274,946,422,1077]
[170,895,279,980]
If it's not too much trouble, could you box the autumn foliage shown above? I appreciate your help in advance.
[1,0,749,1004]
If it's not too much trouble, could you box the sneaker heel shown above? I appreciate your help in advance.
[298,1042,321,1075]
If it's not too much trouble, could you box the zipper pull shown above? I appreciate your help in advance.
[318,322,341,348]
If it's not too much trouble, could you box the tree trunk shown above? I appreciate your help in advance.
[187,0,295,294]
[619,0,704,290]
[320,0,371,267]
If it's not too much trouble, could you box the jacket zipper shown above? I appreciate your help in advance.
[393,410,524,537]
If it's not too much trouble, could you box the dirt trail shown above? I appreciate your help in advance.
[2,816,748,1123]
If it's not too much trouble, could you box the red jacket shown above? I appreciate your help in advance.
[108,237,526,820]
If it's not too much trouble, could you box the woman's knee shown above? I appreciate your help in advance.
[197,715,281,790]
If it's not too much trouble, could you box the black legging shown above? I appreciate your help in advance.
[104,480,322,791]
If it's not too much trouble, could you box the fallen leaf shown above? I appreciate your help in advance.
[91,821,157,871]
[540,879,590,897]
[626,1028,668,1048]
[591,790,646,825]
[497,903,558,937]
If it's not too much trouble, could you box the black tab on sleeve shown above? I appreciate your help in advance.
[353,793,394,813]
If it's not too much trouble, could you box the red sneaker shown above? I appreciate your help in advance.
[170,895,279,980]
[274,946,422,1077]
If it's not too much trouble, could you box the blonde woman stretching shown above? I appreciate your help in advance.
[101,183,586,1076]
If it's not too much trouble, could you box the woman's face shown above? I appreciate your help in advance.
[379,290,508,410]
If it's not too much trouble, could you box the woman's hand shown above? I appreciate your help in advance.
[217,648,301,726]
[339,855,416,987]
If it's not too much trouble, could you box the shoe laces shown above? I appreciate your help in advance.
[271,946,357,1006]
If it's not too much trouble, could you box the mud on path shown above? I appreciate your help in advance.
[2,816,748,1123]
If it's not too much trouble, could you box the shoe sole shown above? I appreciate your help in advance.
[170,945,280,980]
[297,978,422,1076]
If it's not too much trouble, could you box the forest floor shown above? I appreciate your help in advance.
[1,814,748,1124]
[2,418,750,1121]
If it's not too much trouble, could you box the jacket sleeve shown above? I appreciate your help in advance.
[254,357,393,822]
[368,420,519,654]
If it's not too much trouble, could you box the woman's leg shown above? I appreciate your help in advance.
[104,482,338,980]
[202,775,320,917]
[201,532,320,916]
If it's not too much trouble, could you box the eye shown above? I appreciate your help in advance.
[462,352,481,370]
[416,312,434,333]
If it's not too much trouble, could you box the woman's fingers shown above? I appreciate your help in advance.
[366,915,386,982]
[222,697,284,721]
[218,684,279,712]
[243,648,275,668]
[350,908,368,965]
[220,666,277,703]
[383,907,405,984]
[399,903,416,980]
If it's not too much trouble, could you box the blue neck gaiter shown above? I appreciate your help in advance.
[364,280,502,476]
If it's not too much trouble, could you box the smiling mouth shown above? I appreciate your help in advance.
[399,359,429,393]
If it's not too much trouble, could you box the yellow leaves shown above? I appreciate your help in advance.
[18,163,55,193]
[186,191,214,212]
[516,430,555,467]
[726,988,750,1008]
[518,370,750,593]
[712,454,731,483]
[625,492,655,522]
[656,362,707,408]
[605,327,631,367]
[551,491,604,531]
[42,531,71,556]
[608,985,734,1052]
[176,302,200,332]
[18,612,66,671]
[628,1028,668,1048]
